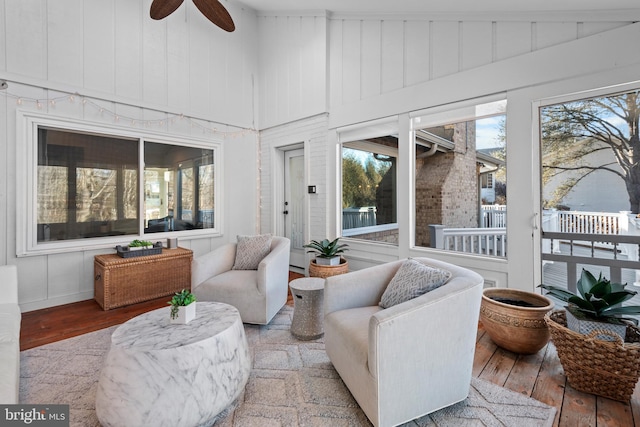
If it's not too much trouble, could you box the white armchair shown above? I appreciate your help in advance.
[0,265,21,404]
[192,236,290,325]
[324,257,484,427]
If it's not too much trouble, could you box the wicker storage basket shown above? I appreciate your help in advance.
[94,248,193,310]
[545,310,640,401]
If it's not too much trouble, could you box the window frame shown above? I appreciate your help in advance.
[410,97,507,258]
[337,116,400,245]
[17,111,223,257]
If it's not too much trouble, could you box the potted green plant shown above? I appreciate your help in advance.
[539,268,640,340]
[169,289,197,324]
[116,240,162,258]
[303,238,349,266]
[128,239,154,250]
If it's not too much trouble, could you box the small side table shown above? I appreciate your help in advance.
[289,277,325,340]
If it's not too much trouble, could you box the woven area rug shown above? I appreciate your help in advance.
[20,306,556,427]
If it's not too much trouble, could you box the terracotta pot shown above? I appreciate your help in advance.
[480,288,554,354]
[308,257,348,278]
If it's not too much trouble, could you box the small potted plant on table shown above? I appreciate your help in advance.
[304,238,349,278]
[169,289,197,324]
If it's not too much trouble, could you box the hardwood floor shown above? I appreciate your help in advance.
[20,271,305,351]
[475,322,640,426]
[19,273,640,426]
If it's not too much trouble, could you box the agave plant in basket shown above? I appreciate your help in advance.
[539,269,640,339]
[303,238,349,266]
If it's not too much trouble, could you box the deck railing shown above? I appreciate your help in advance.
[543,210,640,254]
[430,225,507,257]
[481,208,507,228]
[558,211,620,234]
[343,207,376,229]
[542,231,640,290]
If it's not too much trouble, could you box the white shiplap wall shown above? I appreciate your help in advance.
[255,12,633,130]
[328,17,628,110]
[1,0,258,128]
[257,12,328,130]
[259,114,329,246]
[0,0,261,311]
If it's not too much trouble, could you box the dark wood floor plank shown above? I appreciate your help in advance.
[20,297,169,350]
[503,345,547,397]
[478,346,517,387]
[530,343,566,427]
[596,397,634,427]
[559,385,597,427]
[472,326,498,377]
[632,384,640,427]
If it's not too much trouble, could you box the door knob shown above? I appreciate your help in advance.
[283,210,289,215]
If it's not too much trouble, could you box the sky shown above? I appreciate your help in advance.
[476,115,504,150]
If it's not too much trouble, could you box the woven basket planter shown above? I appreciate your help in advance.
[545,310,640,401]
[308,257,348,278]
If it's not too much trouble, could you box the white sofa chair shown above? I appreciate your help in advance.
[192,236,290,325]
[0,265,21,404]
[324,257,484,427]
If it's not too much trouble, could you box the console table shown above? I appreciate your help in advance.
[94,247,193,310]
[95,302,250,427]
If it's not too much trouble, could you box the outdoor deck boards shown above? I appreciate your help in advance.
[476,323,640,426]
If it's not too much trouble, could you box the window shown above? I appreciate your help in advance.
[413,99,507,257]
[341,136,398,245]
[143,142,215,233]
[37,128,139,242]
[481,173,493,189]
[540,88,640,295]
[19,114,220,255]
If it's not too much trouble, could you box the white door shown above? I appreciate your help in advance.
[284,149,306,268]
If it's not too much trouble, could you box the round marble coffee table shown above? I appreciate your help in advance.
[95,302,250,427]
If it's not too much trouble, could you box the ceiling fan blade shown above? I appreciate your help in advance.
[150,0,185,20]
[192,0,235,32]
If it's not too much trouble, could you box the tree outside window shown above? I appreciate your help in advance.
[342,136,398,245]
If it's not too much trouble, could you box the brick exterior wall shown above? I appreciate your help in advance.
[415,122,478,247]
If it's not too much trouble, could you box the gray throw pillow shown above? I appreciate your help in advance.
[232,234,273,270]
[379,258,452,308]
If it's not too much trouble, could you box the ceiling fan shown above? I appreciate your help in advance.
[150,0,235,32]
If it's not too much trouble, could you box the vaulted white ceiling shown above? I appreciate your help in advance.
[236,0,639,13]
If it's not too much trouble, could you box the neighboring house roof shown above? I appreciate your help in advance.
[477,148,505,170]
[416,129,504,170]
